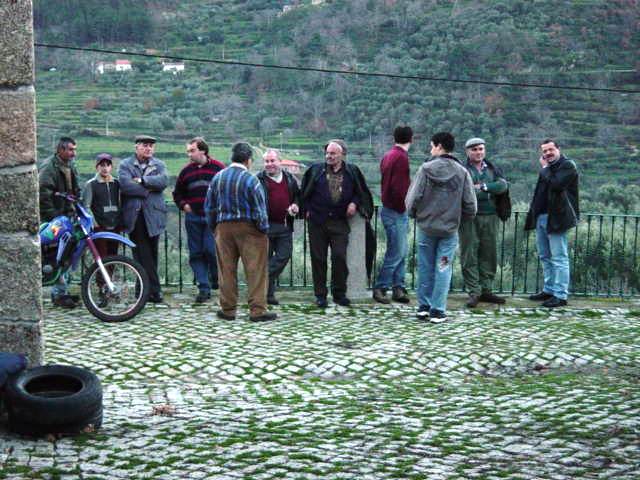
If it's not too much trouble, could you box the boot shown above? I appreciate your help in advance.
[391,286,410,304]
[372,288,391,304]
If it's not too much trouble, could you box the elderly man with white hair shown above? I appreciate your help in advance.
[300,140,373,308]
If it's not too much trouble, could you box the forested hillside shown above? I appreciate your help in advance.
[33,0,640,208]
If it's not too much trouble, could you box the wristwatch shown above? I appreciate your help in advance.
[481,183,488,192]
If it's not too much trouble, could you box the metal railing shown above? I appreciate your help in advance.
[115,205,640,297]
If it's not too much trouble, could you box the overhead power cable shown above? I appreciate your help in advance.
[35,43,640,95]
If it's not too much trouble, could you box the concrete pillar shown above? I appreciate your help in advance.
[0,0,43,364]
[346,214,369,299]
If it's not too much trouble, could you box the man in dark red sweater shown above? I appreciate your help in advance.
[372,126,413,304]
[257,149,300,305]
[173,137,225,303]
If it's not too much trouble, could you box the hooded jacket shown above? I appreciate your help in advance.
[405,154,477,237]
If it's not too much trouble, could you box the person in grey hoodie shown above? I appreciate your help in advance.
[405,132,477,322]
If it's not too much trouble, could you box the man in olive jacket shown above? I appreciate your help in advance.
[38,136,81,308]
[459,137,509,308]
[524,139,579,308]
[119,135,168,303]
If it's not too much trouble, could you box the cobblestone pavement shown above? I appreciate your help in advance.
[1,294,639,479]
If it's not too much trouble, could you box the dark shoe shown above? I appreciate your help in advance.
[148,293,164,303]
[267,296,280,306]
[542,296,567,308]
[195,291,211,303]
[391,286,410,304]
[372,288,391,304]
[250,312,278,322]
[69,294,80,303]
[53,295,78,309]
[429,309,448,324]
[97,294,109,309]
[466,294,480,308]
[529,291,553,301]
[416,304,430,320]
[334,296,351,307]
[216,310,236,320]
[479,292,506,304]
[314,296,328,308]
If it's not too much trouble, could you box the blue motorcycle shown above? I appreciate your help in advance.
[40,193,149,322]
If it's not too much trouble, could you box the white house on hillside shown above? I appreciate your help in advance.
[162,62,185,74]
[96,59,132,74]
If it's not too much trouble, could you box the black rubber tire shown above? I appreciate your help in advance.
[81,254,149,322]
[4,365,102,435]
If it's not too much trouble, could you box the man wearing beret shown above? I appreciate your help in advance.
[459,137,509,308]
[300,139,373,308]
[119,135,168,303]
[524,139,579,308]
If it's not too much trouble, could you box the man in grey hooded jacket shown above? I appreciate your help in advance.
[406,132,476,322]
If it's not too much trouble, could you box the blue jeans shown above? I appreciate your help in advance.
[535,214,569,300]
[51,272,69,299]
[417,231,458,313]
[374,207,409,290]
[185,213,217,293]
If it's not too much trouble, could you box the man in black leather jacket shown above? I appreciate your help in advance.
[524,139,579,308]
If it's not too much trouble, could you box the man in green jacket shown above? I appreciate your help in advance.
[38,136,81,308]
[459,138,508,308]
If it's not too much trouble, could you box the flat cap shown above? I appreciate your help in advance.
[134,135,156,144]
[465,137,485,149]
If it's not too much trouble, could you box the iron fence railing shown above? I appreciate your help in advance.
[85,205,640,297]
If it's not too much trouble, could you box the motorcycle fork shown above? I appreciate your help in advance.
[85,238,116,292]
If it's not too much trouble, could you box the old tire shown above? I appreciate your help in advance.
[4,365,102,435]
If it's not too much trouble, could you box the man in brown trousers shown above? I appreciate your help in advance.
[204,143,276,322]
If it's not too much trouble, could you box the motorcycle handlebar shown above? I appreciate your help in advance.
[54,192,77,203]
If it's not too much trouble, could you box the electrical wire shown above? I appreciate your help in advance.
[35,42,640,95]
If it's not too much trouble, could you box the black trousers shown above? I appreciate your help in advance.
[267,223,293,298]
[130,215,161,296]
[308,218,350,299]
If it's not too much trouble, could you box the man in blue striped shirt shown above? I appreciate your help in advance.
[205,143,276,322]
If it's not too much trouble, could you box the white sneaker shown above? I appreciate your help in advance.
[429,309,448,324]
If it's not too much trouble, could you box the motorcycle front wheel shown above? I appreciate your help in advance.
[81,255,149,322]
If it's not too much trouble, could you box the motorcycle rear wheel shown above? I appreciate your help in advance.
[81,255,149,322]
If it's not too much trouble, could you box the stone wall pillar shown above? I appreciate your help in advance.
[0,0,43,364]
[346,214,369,300]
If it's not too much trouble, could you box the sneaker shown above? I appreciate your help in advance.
[216,310,236,320]
[334,296,351,307]
[429,309,448,324]
[195,291,211,303]
[529,291,553,301]
[372,288,391,304]
[466,294,480,308]
[267,296,280,306]
[416,304,430,320]
[250,312,278,322]
[314,296,328,308]
[391,286,410,304]
[479,292,506,304]
[542,296,568,308]
[53,295,78,309]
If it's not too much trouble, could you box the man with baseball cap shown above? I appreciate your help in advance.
[118,135,168,303]
[459,137,509,308]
